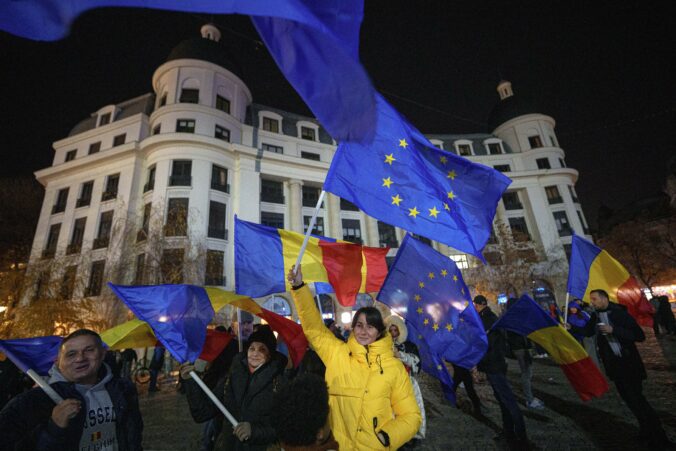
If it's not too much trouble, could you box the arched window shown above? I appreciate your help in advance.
[263,295,292,318]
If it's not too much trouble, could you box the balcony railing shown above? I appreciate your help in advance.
[76,198,91,208]
[169,175,192,187]
[260,194,285,204]
[41,248,56,259]
[93,237,109,249]
[101,191,117,201]
[51,203,66,214]
[211,182,230,193]
[66,243,82,255]
[143,182,154,193]
[164,223,187,237]
[208,227,227,240]
[547,196,563,205]
[503,202,523,211]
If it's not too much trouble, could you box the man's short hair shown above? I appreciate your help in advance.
[272,373,329,446]
[590,289,609,300]
[473,295,488,306]
[61,329,104,349]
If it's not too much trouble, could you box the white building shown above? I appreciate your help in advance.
[26,25,591,323]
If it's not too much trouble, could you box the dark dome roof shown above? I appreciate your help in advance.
[166,37,243,78]
[487,94,540,131]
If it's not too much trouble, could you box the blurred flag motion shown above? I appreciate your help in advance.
[493,295,608,401]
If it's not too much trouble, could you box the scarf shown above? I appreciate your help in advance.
[598,311,622,357]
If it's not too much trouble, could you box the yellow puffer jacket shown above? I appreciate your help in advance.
[292,285,421,450]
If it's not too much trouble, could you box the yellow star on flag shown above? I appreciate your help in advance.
[444,203,450,211]
[432,323,439,332]
[441,269,448,277]
[398,138,408,149]
[461,288,465,294]
[418,335,423,340]
[428,272,435,279]
[382,177,393,188]
[440,156,448,164]
[447,191,456,200]
[437,364,443,371]
[391,194,402,206]
[418,281,425,288]
[447,170,456,180]
[416,307,423,314]
[384,153,396,165]
[453,275,458,282]
[423,318,429,325]
[428,206,440,218]
[446,323,453,332]
[414,294,421,302]
[408,206,420,218]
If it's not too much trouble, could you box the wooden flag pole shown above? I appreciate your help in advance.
[293,190,326,272]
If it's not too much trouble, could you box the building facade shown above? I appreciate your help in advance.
[26,26,592,326]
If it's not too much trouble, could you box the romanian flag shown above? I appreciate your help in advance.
[493,295,608,401]
[235,217,389,306]
[568,235,654,327]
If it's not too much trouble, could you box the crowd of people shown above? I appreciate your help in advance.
[0,274,674,450]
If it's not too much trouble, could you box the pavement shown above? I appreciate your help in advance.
[139,332,676,450]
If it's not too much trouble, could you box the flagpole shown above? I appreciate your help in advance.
[563,292,570,324]
[236,308,243,352]
[189,371,238,427]
[0,345,63,404]
[293,190,326,272]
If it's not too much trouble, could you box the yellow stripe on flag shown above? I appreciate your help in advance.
[279,229,329,291]
[527,325,588,365]
[206,287,263,314]
[101,319,157,350]
[583,250,630,303]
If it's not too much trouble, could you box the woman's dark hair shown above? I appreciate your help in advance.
[272,373,329,446]
[351,307,386,337]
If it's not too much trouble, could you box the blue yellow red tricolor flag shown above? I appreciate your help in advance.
[235,217,388,306]
[493,295,608,401]
[567,235,654,327]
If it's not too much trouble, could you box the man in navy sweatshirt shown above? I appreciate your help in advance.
[0,329,143,450]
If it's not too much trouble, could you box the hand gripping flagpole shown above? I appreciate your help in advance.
[293,190,326,273]
[0,344,63,404]
[189,371,238,427]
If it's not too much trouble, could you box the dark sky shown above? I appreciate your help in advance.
[1,1,674,227]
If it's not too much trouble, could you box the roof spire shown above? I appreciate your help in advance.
[497,80,513,100]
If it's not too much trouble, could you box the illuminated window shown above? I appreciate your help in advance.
[450,254,469,269]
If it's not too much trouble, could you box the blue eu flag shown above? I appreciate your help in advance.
[324,95,511,259]
[377,234,487,380]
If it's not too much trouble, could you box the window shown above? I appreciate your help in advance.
[536,158,551,169]
[102,174,119,201]
[493,164,511,173]
[43,223,61,258]
[568,185,579,203]
[144,166,156,192]
[65,150,76,162]
[94,211,113,249]
[450,254,469,270]
[262,143,283,154]
[152,124,161,135]
[304,216,324,235]
[176,119,195,133]
[545,186,563,204]
[508,217,531,241]
[342,219,362,244]
[262,117,280,133]
[99,113,111,126]
[170,160,192,186]
[261,212,284,228]
[263,295,292,317]
[134,254,145,285]
[563,243,572,262]
[487,143,502,155]
[378,221,398,248]
[457,144,472,156]
[86,261,106,296]
[159,94,167,108]
[316,294,335,318]
[165,198,189,236]
[559,158,566,168]
[137,203,151,242]
[208,201,227,239]
[215,125,230,142]
[300,126,316,141]
[410,233,432,245]
[528,135,543,148]
[577,210,589,234]
[261,179,284,204]
[52,188,69,214]
[216,95,231,114]
[502,191,522,210]
[34,270,51,300]
[68,217,86,254]
[553,211,573,237]
[161,249,184,284]
[88,142,101,155]
[77,181,93,207]
[113,134,126,146]
[60,266,77,300]
[302,186,321,208]
[205,250,225,285]
[180,88,199,104]
[550,135,558,147]
[301,151,320,161]
[340,198,359,211]
[211,165,229,193]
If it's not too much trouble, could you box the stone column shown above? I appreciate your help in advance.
[287,179,303,233]
[364,215,379,247]
[326,192,342,240]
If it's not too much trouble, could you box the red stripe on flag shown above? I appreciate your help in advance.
[363,247,390,293]
[617,276,655,327]
[258,309,308,367]
[198,330,233,362]
[560,357,609,401]
[319,241,364,306]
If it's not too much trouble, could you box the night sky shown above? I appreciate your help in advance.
[1,1,674,227]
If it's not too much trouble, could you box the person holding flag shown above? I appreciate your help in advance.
[0,329,143,451]
[288,265,421,450]
[566,289,672,449]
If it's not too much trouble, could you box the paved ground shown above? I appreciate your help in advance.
[139,332,676,450]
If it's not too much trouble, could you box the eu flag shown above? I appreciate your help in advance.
[0,336,62,375]
[377,235,488,400]
[324,95,511,259]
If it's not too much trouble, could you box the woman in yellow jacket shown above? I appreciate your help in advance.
[288,267,421,450]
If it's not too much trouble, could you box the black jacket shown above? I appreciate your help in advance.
[0,367,143,451]
[477,307,507,374]
[571,302,646,381]
[185,351,288,451]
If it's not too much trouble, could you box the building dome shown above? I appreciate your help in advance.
[166,25,243,78]
[487,80,540,131]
